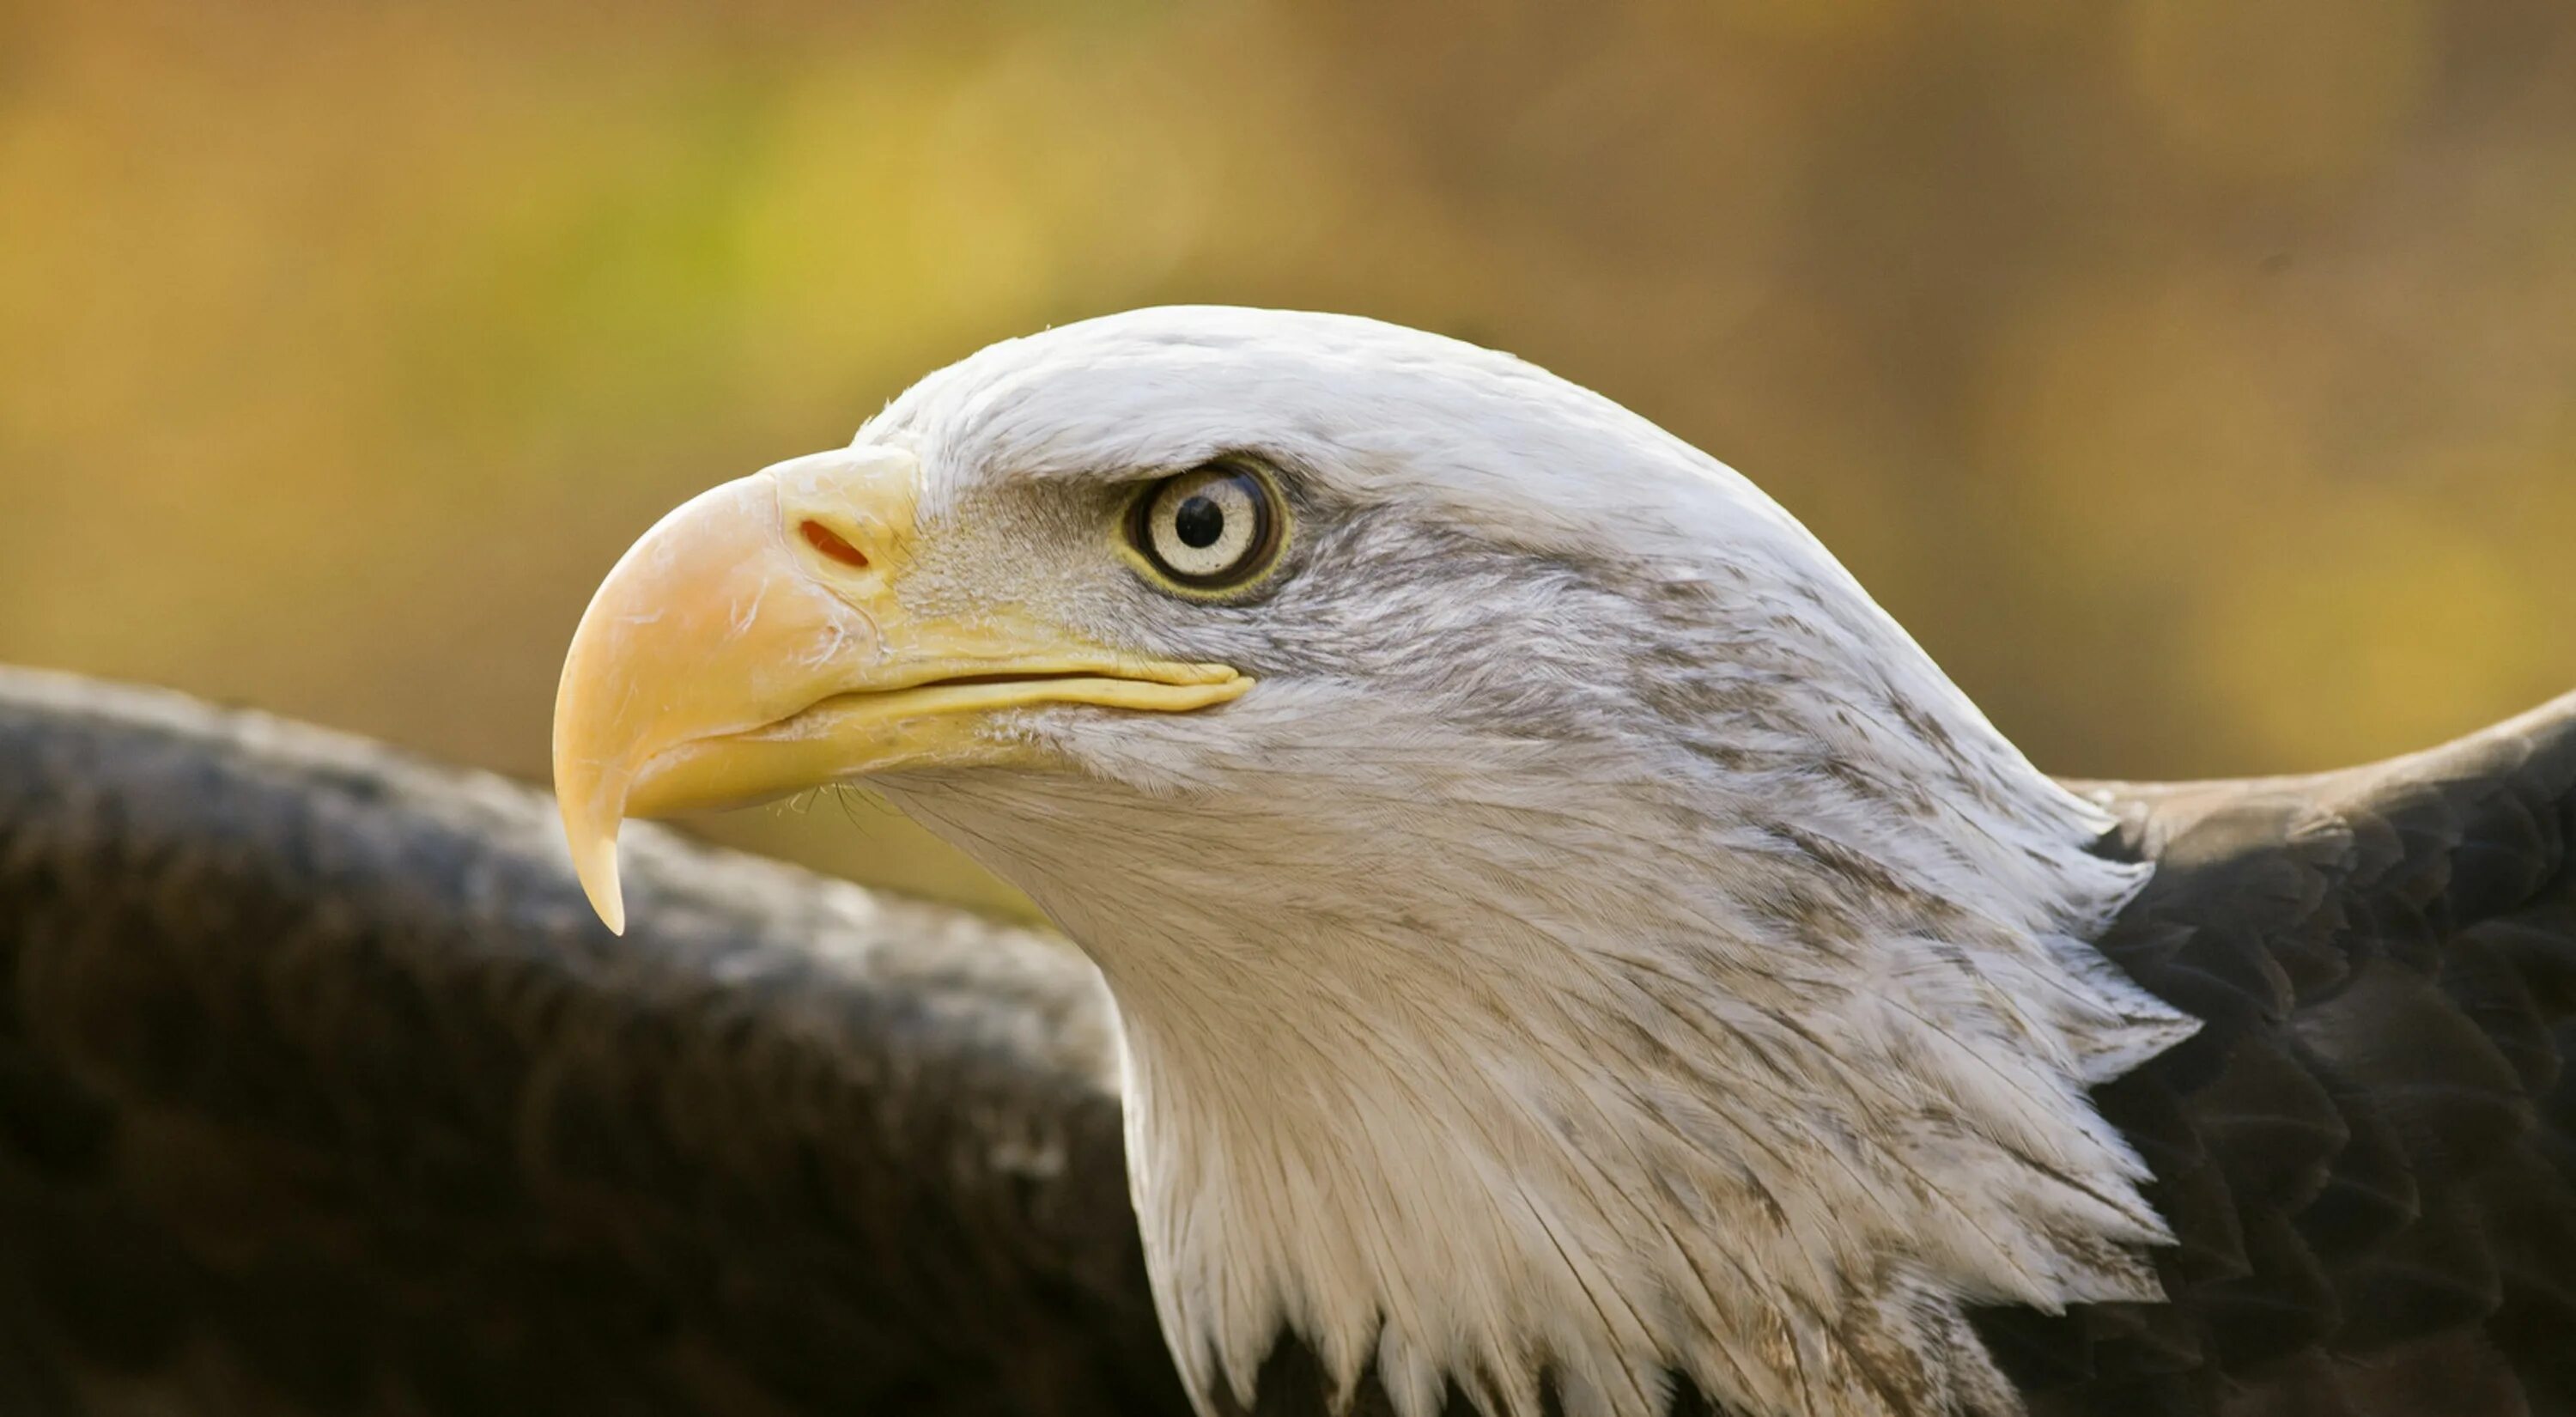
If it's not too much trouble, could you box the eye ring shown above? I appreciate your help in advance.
[1127,463,1285,592]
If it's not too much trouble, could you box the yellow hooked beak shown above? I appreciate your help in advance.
[551,446,1250,934]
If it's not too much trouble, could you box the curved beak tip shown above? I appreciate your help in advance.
[564,823,629,935]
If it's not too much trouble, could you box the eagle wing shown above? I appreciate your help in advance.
[1979,692,2576,1417]
[0,668,1190,1417]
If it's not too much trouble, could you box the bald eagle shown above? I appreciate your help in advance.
[555,307,2576,1417]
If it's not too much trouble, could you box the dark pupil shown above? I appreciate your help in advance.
[1172,495,1226,550]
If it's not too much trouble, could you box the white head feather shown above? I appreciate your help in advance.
[851,307,2195,1417]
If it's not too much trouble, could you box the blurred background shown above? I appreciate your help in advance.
[4,0,2572,921]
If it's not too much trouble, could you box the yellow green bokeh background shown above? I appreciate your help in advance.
[6,0,2573,922]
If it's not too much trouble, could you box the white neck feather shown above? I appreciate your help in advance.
[885,672,2194,1417]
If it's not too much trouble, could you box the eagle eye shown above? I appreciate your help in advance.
[1129,465,1282,591]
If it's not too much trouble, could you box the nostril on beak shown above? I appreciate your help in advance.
[800,520,870,569]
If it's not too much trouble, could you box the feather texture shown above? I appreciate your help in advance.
[1986,693,2576,1417]
[3,674,2571,1417]
[0,667,1187,1417]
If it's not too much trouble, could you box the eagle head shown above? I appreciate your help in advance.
[553,307,2193,1417]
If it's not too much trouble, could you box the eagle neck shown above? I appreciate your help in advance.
[910,750,2195,1417]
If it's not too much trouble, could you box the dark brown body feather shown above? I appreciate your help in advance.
[3,666,2572,1417]
[1978,692,2576,1417]
[0,669,1190,1417]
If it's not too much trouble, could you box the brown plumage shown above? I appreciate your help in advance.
[2,665,2572,1415]
[1986,694,2576,1417]
[0,667,1187,1417]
